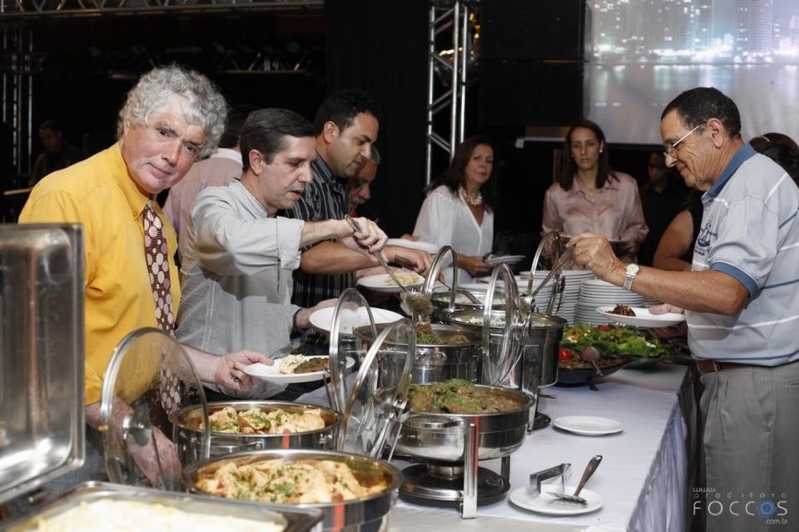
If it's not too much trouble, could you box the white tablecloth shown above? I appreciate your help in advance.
[300,364,695,532]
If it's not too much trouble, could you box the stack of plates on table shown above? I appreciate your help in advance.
[525,269,595,323]
[575,279,644,325]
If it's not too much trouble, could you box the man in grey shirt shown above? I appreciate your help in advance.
[176,108,386,399]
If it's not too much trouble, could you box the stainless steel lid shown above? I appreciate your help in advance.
[327,288,413,459]
[0,225,84,505]
[99,328,209,490]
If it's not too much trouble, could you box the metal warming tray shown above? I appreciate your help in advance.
[0,481,322,531]
[0,225,84,505]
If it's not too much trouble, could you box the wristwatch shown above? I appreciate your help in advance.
[623,263,640,291]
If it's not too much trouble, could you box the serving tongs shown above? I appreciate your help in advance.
[526,246,574,306]
[523,231,571,315]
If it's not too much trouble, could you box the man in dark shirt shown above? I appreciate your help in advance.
[637,151,690,266]
[288,89,431,308]
[28,120,85,186]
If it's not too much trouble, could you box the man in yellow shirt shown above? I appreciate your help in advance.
[18,65,269,489]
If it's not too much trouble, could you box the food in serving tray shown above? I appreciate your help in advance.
[414,322,472,345]
[31,498,285,532]
[207,406,325,434]
[195,458,388,504]
[558,324,677,369]
[609,303,636,316]
[279,354,328,374]
[383,270,423,286]
[408,378,525,414]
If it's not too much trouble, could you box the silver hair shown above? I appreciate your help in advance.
[116,64,228,159]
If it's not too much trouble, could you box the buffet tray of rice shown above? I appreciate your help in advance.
[0,481,322,532]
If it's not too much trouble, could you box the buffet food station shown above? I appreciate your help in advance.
[0,229,694,532]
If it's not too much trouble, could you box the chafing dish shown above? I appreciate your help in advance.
[183,449,403,532]
[1,481,322,531]
[0,225,84,505]
[352,323,481,384]
[170,401,340,465]
[395,383,533,462]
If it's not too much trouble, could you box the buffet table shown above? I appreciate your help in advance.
[299,363,695,532]
[390,364,695,532]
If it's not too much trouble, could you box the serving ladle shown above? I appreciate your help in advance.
[580,346,604,376]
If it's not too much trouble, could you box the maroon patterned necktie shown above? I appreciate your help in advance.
[143,199,184,418]
[143,199,175,335]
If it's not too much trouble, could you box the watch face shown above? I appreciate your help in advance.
[626,264,640,275]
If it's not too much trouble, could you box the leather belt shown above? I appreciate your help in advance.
[695,359,756,374]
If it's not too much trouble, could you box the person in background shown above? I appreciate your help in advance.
[570,88,799,532]
[636,151,690,266]
[412,134,497,284]
[176,109,386,401]
[348,145,380,220]
[288,88,431,309]
[163,104,256,265]
[541,119,648,265]
[28,119,85,187]
[18,65,268,490]
[653,132,799,272]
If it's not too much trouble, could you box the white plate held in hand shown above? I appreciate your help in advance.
[509,485,603,516]
[309,307,403,335]
[596,306,685,328]
[553,416,624,436]
[483,254,525,266]
[243,356,355,384]
[357,273,424,294]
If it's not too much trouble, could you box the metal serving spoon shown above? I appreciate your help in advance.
[344,216,432,319]
[551,455,603,504]
[580,346,604,376]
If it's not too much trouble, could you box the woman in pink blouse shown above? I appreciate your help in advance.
[542,119,648,265]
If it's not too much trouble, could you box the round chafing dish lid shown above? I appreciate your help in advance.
[99,327,209,490]
[329,295,413,458]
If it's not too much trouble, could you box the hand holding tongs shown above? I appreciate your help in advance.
[344,215,408,293]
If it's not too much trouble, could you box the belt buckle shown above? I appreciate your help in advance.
[697,360,722,374]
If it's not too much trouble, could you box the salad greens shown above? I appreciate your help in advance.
[560,324,677,359]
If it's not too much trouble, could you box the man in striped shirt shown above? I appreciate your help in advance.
[289,88,431,309]
[570,87,799,532]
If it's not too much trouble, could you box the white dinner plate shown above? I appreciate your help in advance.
[243,356,355,384]
[357,273,424,293]
[509,485,603,516]
[483,254,526,266]
[553,416,624,436]
[595,306,686,328]
[386,238,441,254]
[309,307,403,335]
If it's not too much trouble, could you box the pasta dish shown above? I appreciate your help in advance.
[207,406,326,434]
[383,270,423,285]
[195,458,388,504]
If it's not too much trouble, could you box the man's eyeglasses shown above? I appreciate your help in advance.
[663,125,700,159]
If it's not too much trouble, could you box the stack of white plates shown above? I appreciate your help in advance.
[576,279,645,325]
[525,270,595,323]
